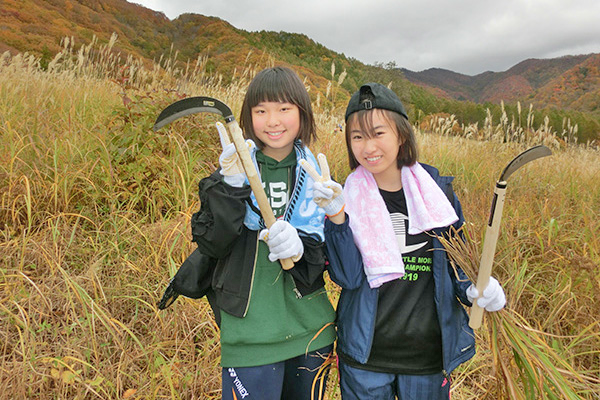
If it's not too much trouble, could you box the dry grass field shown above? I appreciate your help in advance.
[1,41,599,399]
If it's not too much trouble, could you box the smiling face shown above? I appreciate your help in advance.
[239,67,317,156]
[251,101,300,161]
[348,109,404,189]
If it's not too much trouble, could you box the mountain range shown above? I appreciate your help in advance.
[401,54,599,113]
[2,0,599,139]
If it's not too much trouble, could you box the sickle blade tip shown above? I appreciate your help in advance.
[499,145,553,181]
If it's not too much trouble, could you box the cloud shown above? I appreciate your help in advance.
[133,0,600,75]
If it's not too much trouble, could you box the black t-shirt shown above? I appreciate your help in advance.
[341,188,443,374]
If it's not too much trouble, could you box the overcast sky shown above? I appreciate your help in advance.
[134,0,600,76]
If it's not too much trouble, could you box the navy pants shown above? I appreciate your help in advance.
[222,344,333,400]
[338,360,450,400]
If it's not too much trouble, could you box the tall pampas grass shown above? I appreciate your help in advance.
[1,33,599,399]
[439,225,599,399]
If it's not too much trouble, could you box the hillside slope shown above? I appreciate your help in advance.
[1,0,598,139]
[0,0,172,60]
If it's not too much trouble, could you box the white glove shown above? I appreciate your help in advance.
[258,220,304,263]
[313,180,345,217]
[466,277,506,312]
[219,142,246,187]
[216,122,255,188]
[300,153,345,217]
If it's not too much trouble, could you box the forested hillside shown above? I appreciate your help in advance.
[1,0,599,141]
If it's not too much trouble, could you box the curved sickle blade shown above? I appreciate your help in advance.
[153,96,235,131]
[469,144,552,329]
[499,145,552,182]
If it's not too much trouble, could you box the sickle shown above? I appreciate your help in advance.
[470,145,552,329]
[154,96,295,270]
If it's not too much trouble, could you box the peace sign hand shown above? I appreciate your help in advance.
[300,154,345,217]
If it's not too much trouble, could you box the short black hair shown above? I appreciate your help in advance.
[240,66,317,148]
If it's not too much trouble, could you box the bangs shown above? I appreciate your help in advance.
[348,109,394,139]
[239,66,317,148]
[244,71,302,107]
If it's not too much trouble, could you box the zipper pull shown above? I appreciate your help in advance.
[293,287,303,299]
[442,370,451,387]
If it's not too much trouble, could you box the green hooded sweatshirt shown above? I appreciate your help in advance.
[219,149,336,367]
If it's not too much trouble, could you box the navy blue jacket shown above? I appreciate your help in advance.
[325,164,476,375]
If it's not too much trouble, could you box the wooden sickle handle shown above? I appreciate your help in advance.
[469,183,507,329]
[225,120,294,270]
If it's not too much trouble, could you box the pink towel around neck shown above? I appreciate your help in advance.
[344,163,459,288]
[401,163,460,235]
